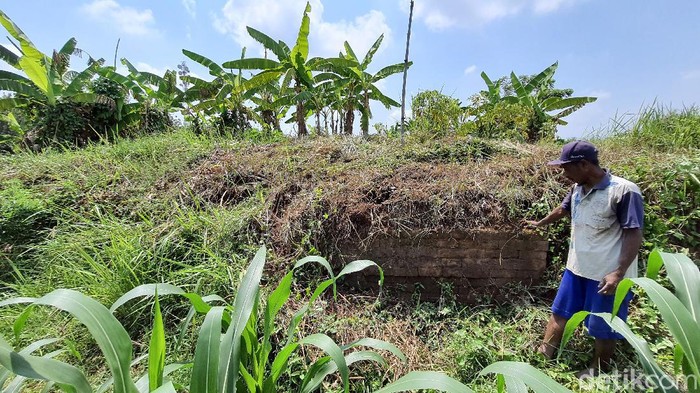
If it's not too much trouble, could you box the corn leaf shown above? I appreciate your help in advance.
[337,259,384,286]
[480,361,572,393]
[342,338,405,362]
[562,311,680,392]
[650,250,700,322]
[0,345,91,393]
[503,375,528,393]
[110,283,224,315]
[191,306,225,393]
[135,363,190,393]
[219,246,266,393]
[31,289,138,393]
[265,343,300,391]
[299,334,349,393]
[301,351,386,393]
[374,371,474,393]
[617,278,700,379]
[4,349,64,393]
[148,293,165,392]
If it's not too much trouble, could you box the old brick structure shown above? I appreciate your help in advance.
[340,230,549,302]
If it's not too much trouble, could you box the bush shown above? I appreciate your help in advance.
[408,90,465,141]
[608,105,700,151]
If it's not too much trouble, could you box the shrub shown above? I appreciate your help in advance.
[0,246,473,392]
[408,90,465,141]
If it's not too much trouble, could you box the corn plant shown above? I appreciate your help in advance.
[0,246,471,392]
[480,362,572,393]
[561,249,700,392]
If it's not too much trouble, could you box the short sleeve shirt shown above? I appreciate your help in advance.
[561,171,644,281]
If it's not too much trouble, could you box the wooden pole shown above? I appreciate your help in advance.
[400,0,414,143]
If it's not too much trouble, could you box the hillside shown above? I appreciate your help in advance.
[0,129,699,390]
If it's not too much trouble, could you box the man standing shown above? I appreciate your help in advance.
[524,140,644,378]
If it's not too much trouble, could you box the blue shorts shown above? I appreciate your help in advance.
[552,269,633,340]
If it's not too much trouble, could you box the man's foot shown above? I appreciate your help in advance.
[576,367,600,379]
[537,342,557,360]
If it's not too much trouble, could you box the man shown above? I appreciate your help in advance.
[524,140,644,378]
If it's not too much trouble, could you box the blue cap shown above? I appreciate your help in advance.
[547,140,598,166]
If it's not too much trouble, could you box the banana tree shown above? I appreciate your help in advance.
[506,62,596,126]
[0,10,109,111]
[222,2,349,136]
[317,35,408,136]
[478,62,597,141]
[93,59,183,133]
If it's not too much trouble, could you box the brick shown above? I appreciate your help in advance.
[417,265,443,277]
[386,266,419,276]
[519,250,548,262]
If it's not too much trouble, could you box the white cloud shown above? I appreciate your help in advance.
[315,10,391,61]
[133,62,203,81]
[588,90,611,100]
[464,65,477,75]
[182,0,196,18]
[81,0,160,37]
[532,0,579,14]
[135,62,167,76]
[213,1,391,61]
[399,0,583,30]
[682,69,700,80]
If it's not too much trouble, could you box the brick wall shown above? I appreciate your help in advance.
[339,230,549,302]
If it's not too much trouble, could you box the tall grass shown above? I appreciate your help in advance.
[593,104,700,151]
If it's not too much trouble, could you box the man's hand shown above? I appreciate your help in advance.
[522,220,541,230]
[598,270,624,296]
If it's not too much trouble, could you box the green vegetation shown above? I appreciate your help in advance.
[0,247,476,392]
[0,106,697,390]
[1,2,699,392]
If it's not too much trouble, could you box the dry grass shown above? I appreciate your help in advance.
[180,137,574,260]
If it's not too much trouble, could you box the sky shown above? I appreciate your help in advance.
[1,0,699,138]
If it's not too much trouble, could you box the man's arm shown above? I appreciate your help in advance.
[523,206,570,228]
[597,228,643,295]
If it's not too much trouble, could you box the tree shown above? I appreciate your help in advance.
[318,35,407,136]
[222,2,327,136]
[476,62,597,141]
[180,48,256,134]
[408,90,464,140]
[0,11,127,147]
[0,10,108,112]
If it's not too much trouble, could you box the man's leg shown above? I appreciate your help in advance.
[576,339,616,378]
[592,338,616,370]
[580,287,634,378]
[539,313,568,359]
[543,270,582,359]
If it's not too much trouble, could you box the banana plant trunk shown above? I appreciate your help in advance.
[362,89,370,137]
[315,109,321,136]
[295,79,307,136]
[344,96,354,136]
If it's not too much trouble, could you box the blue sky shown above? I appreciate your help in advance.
[1,0,699,138]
